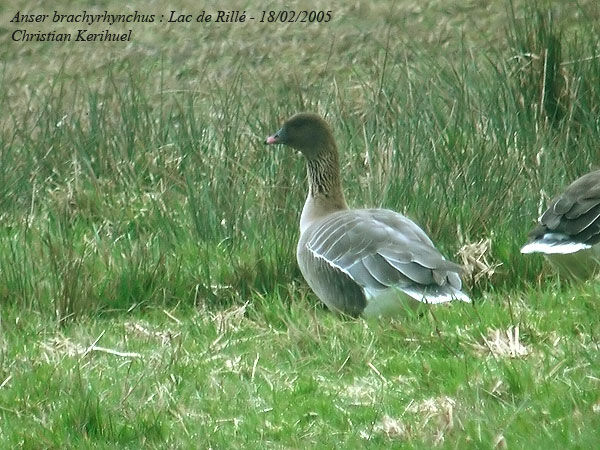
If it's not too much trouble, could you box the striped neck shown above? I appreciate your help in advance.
[300,146,348,233]
[306,146,345,196]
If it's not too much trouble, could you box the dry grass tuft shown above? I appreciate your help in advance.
[124,321,176,346]
[372,415,409,440]
[474,326,529,358]
[458,238,502,286]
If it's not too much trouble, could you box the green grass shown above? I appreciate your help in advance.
[1,0,600,447]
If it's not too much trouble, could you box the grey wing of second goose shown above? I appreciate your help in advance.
[522,170,600,254]
[297,208,470,316]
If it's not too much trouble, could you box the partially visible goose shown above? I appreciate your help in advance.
[521,169,600,279]
[265,113,470,317]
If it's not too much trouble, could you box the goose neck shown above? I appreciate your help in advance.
[300,146,348,233]
[306,148,344,198]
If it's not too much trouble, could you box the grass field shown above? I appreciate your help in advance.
[1,0,600,447]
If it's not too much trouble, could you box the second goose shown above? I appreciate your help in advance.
[521,169,600,279]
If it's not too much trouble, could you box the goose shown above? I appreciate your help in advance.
[265,112,470,317]
[521,169,600,280]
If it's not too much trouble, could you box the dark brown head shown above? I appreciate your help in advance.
[265,113,335,159]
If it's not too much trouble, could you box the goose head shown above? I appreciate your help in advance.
[265,113,335,159]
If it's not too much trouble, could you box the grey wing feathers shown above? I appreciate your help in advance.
[305,209,466,298]
[530,170,600,247]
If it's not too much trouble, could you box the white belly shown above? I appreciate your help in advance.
[361,287,426,319]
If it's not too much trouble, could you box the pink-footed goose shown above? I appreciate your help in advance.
[521,169,600,279]
[265,113,470,317]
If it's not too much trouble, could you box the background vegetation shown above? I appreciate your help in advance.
[1,0,599,447]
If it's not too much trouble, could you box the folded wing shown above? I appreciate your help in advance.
[303,209,470,305]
